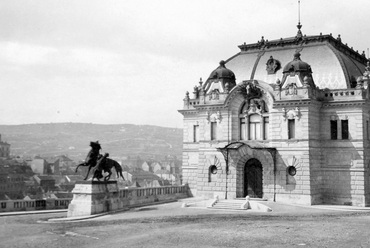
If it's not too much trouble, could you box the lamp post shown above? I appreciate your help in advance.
[225,149,229,199]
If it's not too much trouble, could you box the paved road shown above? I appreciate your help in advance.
[1,200,370,248]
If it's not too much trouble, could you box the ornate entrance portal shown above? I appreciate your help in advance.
[244,158,263,198]
[217,142,275,200]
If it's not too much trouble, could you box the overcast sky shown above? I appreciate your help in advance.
[1,0,369,128]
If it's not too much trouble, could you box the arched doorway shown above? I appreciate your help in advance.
[244,158,263,198]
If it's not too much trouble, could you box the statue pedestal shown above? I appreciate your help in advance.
[67,181,119,218]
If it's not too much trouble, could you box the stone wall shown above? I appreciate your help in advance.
[318,105,367,206]
[67,181,189,217]
[363,109,370,206]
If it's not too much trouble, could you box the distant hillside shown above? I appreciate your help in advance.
[0,123,183,161]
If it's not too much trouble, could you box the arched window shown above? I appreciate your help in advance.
[239,99,269,141]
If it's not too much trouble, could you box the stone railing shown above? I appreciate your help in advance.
[121,185,187,200]
[67,181,189,217]
[321,88,364,101]
[0,184,189,215]
[0,198,71,213]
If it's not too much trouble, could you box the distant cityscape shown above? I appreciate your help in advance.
[0,130,183,208]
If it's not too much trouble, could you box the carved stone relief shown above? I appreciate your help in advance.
[286,156,301,168]
[244,99,266,116]
[238,81,262,99]
[283,107,301,120]
[266,56,281,75]
[207,111,222,123]
[285,83,298,95]
[209,89,220,100]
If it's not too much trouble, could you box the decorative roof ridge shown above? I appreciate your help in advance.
[238,34,367,64]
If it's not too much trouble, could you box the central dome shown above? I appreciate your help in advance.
[283,52,312,73]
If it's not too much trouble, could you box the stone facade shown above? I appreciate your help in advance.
[179,32,370,206]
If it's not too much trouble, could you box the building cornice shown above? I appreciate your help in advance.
[322,101,366,108]
[273,99,313,108]
[238,34,367,64]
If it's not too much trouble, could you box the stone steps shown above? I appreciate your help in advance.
[207,198,272,212]
[210,200,245,210]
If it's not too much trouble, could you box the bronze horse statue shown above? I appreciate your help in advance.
[75,141,125,181]
[91,153,125,181]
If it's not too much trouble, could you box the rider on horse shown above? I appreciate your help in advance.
[85,141,101,167]
[76,141,125,181]
[76,141,102,180]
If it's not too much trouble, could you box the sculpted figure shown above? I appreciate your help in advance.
[363,61,370,78]
[246,84,251,95]
[75,141,101,180]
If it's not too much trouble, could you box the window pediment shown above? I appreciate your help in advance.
[283,107,301,120]
[241,98,267,116]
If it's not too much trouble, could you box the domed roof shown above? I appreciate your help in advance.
[224,34,367,89]
[209,60,236,80]
[283,52,312,73]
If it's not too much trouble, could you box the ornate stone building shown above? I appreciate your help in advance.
[179,27,370,206]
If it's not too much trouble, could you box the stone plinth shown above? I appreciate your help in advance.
[67,181,119,218]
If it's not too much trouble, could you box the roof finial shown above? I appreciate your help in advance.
[296,0,303,38]
[298,0,301,24]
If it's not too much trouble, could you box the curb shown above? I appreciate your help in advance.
[44,208,130,223]
[44,199,179,223]
[0,209,67,217]
[267,202,370,212]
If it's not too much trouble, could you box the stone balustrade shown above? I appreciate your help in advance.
[321,89,364,101]
[67,181,189,217]
[0,184,189,215]
[0,198,71,212]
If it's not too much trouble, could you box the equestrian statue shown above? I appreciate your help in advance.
[75,141,125,181]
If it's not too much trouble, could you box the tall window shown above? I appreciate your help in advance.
[249,114,261,140]
[330,120,337,140]
[240,118,246,140]
[341,120,349,139]
[239,100,269,141]
[240,102,248,140]
[367,120,369,140]
[210,122,217,140]
[193,125,199,142]
[263,117,269,140]
[288,119,295,139]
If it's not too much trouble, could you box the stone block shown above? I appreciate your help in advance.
[67,181,119,218]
